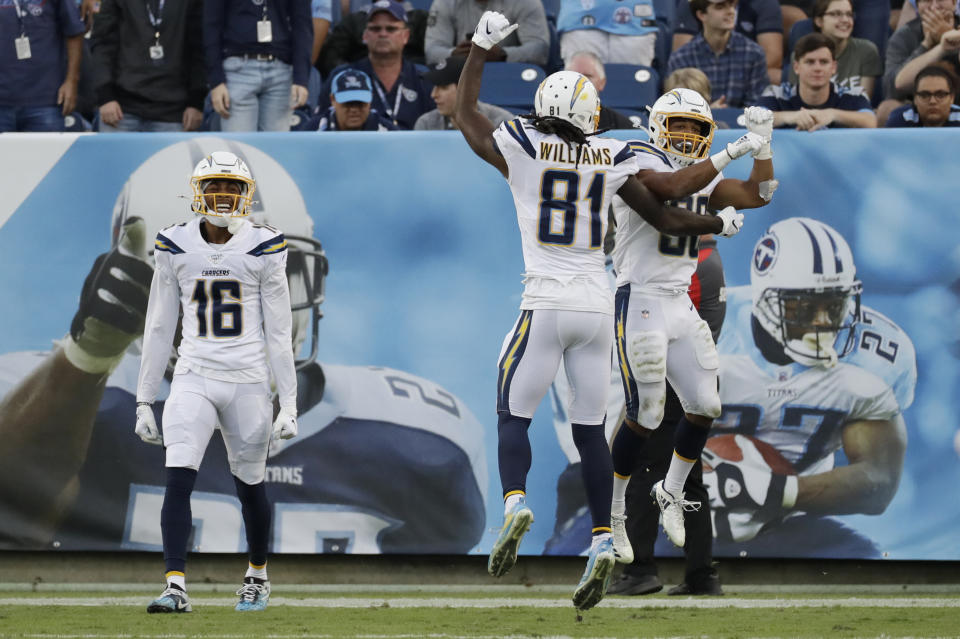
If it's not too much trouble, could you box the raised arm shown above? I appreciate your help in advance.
[454,12,518,178]
[710,106,777,209]
[639,131,764,201]
[617,176,742,237]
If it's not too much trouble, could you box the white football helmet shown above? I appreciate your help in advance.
[111,138,327,368]
[647,88,716,167]
[533,70,600,133]
[190,151,255,227]
[751,217,862,368]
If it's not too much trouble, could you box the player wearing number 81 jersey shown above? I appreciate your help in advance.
[454,11,736,612]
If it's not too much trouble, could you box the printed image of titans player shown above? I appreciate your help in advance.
[0,139,487,554]
[707,217,916,558]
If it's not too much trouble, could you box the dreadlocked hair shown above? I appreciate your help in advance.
[520,114,610,168]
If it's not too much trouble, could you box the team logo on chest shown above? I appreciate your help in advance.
[207,252,224,265]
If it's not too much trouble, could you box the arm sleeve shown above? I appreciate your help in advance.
[424,0,457,65]
[89,0,120,105]
[752,0,783,34]
[203,0,227,87]
[261,252,297,412]
[136,253,181,404]
[291,0,314,87]
[504,0,550,65]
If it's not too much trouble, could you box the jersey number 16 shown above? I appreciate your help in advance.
[192,279,243,338]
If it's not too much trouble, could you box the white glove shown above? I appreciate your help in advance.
[471,11,518,50]
[272,406,298,441]
[709,132,764,171]
[743,106,774,159]
[715,206,744,238]
[135,403,162,445]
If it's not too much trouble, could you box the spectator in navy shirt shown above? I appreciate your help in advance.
[886,64,960,126]
[316,68,395,130]
[318,0,434,130]
[0,0,85,132]
[673,0,783,84]
[758,32,876,129]
[667,0,770,108]
[204,0,312,131]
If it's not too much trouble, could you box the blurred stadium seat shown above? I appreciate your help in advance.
[478,62,546,110]
[601,64,660,110]
[711,107,745,129]
[615,107,649,130]
[407,0,434,11]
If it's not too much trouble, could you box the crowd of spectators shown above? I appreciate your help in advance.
[2,0,958,132]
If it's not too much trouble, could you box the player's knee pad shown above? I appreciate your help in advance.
[635,380,666,429]
[692,320,719,371]
[626,330,668,383]
[165,443,202,472]
[229,456,267,486]
[680,377,722,420]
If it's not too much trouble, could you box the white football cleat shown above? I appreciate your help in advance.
[611,511,634,564]
[651,480,700,548]
[146,583,192,613]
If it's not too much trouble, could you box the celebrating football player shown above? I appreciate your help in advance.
[454,10,745,611]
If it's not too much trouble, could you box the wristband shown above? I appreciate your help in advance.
[782,474,799,509]
[61,335,125,375]
[753,140,773,161]
[709,148,732,171]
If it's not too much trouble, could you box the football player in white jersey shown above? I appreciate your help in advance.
[132,151,299,613]
[709,218,916,558]
[0,140,487,607]
[455,11,744,611]
[608,90,778,557]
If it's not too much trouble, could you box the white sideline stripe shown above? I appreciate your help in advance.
[2,583,959,594]
[2,596,959,608]
[20,635,674,639]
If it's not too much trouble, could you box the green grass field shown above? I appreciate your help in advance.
[1,587,958,638]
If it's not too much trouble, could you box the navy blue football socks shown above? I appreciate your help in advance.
[161,466,198,574]
[572,423,613,532]
[233,476,271,568]
[497,412,533,496]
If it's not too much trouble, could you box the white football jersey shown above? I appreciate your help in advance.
[715,287,914,476]
[492,118,641,313]
[137,217,295,407]
[612,140,721,292]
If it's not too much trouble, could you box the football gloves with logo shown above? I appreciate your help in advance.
[702,435,798,541]
[135,402,162,445]
[64,217,153,374]
[715,206,744,238]
[710,132,765,171]
[743,106,774,159]
[272,406,298,442]
[472,11,518,50]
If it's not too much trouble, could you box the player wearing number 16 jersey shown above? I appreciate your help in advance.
[454,10,741,613]
[135,151,298,613]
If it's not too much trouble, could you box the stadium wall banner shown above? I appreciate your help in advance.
[0,130,956,561]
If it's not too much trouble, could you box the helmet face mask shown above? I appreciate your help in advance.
[648,88,716,167]
[751,217,862,368]
[190,151,256,223]
[534,70,601,134]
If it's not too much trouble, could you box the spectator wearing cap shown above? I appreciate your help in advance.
[886,63,960,126]
[556,0,658,67]
[424,0,549,66]
[0,0,85,132]
[667,0,770,108]
[317,67,396,129]
[318,0,434,129]
[564,50,641,129]
[414,55,511,130]
[673,0,783,84]
[204,0,312,131]
[757,32,876,129]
